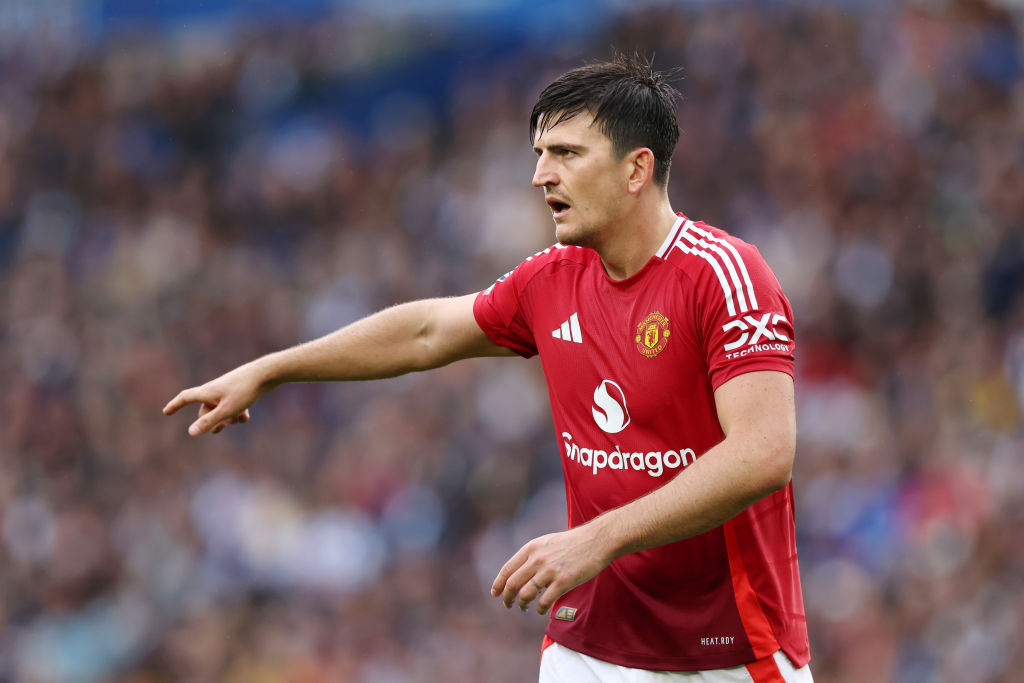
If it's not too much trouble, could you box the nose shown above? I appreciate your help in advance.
[532,153,558,188]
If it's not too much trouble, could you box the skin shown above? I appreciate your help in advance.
[163,294,515,436]
[531,111,679,280]
[164,109,796,618]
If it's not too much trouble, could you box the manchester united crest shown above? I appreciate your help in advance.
[635,311,671,358]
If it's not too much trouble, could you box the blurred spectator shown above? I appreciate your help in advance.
[1,1,1023,681]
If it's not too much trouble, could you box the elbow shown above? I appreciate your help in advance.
[409,305,444,371]
[762,436,795,493]
[410,328,439,372]
[751,425,795,495]
[764,448,794,492]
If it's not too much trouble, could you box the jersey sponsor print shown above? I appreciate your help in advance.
[474,215,810,672]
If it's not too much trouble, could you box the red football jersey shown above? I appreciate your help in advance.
[473,215,810,671]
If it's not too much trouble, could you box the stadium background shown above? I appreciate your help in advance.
[1,0,1023,680]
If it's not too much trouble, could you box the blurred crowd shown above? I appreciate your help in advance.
[1,1,1023,681]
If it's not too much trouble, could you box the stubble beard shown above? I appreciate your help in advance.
[556,214,613,254]
[554,217,595,248]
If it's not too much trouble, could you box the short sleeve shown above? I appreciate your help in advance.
[697,242,795,391]
[473,260,541,358]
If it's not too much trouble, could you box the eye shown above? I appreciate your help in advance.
[560,149,577,158]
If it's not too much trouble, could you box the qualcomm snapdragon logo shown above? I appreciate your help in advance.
[561,432,696,477]
[592,380,630,434]
[569,379,695,477]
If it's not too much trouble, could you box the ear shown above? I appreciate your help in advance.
[625,148,656,194]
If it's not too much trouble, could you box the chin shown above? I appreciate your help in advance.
[554,221,588,247]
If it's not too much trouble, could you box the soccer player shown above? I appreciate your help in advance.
[165,56,813,682]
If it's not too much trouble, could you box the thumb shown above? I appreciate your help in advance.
[189,400,236,437]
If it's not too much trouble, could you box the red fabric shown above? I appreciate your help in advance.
[473,214,808,671]
[724,520,781,659]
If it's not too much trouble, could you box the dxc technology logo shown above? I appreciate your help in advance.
[592,380,630,434]
[722,313,790,352]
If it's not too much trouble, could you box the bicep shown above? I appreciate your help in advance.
[425,293,517,364]
[713,371,796,482]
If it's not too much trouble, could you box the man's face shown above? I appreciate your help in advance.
[532,111,629,247]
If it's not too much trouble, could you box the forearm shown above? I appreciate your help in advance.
[165,293,510,437]
[253,297,473,388]
[490,430,794,615]
[592,432,793,559]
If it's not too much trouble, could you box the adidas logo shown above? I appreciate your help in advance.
[552,312,582,344]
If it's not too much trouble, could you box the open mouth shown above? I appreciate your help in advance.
[546,197,571,218]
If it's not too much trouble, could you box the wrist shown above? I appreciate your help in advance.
[249,354,284,393]
[588,509,632,562]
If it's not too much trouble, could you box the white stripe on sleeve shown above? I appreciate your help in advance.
[688,222,759,311]
[671,222,737,317]
[680,229,750,313]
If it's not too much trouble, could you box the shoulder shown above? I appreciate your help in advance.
[660,218,772,278]
[660,217,783,315]
[482,243,593,295]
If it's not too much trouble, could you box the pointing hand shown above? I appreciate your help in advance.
[163,363,269,436]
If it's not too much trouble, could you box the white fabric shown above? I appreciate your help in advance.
[538,643,814,683]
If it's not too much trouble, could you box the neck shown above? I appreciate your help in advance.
[598,196,680,280]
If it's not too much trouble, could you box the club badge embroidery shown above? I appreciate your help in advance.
[635,311,671,358]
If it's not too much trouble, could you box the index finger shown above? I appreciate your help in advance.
[163,387,203,415]
[491,544,530,598]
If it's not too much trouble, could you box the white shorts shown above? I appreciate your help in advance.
[538,642,814,683]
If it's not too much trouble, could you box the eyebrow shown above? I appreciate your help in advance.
[533,143,584,156]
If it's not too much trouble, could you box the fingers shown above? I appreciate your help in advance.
[498,560,543,611]
[517,577,548,612]
[491,545,529,604]
[503,563,536,609]
[497,563,562,614]
[492,558,567,615]
[165,384,254,436]
[536,579,566,615]
[188,399,241,437]
[189,408,224,437]
[491,528,608,618]
[210,410,251,435]
[490,542,556,613]
[163,387,203,416]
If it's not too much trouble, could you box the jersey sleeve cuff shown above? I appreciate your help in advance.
[472,292,538,358]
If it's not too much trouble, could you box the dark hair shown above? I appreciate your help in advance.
[530,55,680,187]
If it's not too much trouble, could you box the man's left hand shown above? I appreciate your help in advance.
[490,524,615,615]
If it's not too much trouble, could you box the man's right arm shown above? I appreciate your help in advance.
[163,293,514,436]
